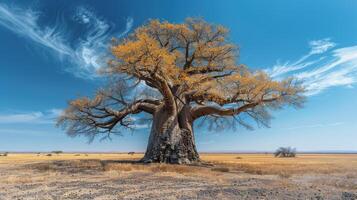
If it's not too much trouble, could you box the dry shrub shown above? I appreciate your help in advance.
[213,162,283,176]
[236,163,284,175]
[30,159,104,173]
[236,156,242,159]
[46,154,52,156]
[217,161,344,176]
[240,166,263,175]
[211,167,230,173]
[274,147,296,158]
[0,152,8,156]
[71,159,103,170]
[51,151,63,154]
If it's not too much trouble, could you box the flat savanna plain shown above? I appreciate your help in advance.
[0,153,356,199]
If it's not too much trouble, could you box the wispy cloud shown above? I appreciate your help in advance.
[268,38,336,78]
[309,38,336,55]
[285,122,344,130]
[0,109,62,124]
[267,38,357,95]
[0,3,133,78]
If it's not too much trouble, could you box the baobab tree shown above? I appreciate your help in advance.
[58,18,305,164]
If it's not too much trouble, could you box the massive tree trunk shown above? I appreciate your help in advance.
[142,105,200,164]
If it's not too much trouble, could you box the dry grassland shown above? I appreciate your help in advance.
[0,153,356,199]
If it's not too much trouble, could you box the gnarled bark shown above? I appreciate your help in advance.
[142,105,199,164]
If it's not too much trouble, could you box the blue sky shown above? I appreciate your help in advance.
[0,0,356,152]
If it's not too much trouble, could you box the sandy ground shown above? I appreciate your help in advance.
[0,153,356,199]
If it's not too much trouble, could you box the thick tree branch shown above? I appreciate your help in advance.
[57,98,159,139]
[152,74,176,113]
[191,97,279,120]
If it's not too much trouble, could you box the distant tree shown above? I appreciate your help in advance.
[58,18,305,164]
[274,147,296,158]
[51,151,63,154]
[128,152,135,156]
[0,152,8,156]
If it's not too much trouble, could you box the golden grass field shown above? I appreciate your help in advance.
[0,153,356,199]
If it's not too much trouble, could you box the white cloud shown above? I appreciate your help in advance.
[268,38,336,78]
[118,17,134,38]
[267,39,357,95]
[48,108,63,117]
[0,4,71,55]
[0,109,62,124]
[309,38,336,55]
[0,3,133,78]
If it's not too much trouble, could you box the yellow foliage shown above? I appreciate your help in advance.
[107,18,304,108]
[58,18,305,136]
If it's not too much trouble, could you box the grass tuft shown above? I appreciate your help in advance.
[211,167,230,172]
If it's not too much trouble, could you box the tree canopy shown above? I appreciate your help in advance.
[58,18,305,142]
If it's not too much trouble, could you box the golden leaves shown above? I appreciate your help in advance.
[111,31,180,83]
[107,18,304,107]
[108,18,236,85]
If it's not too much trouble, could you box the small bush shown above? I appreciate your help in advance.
[211,167,230,172]
[274,147,296,158]
[236,156,242,159]
[51,151,63,154]
[128,152,135,155]
[46,154,52,156]
[74,154,81,156]
[0,152,8,157]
